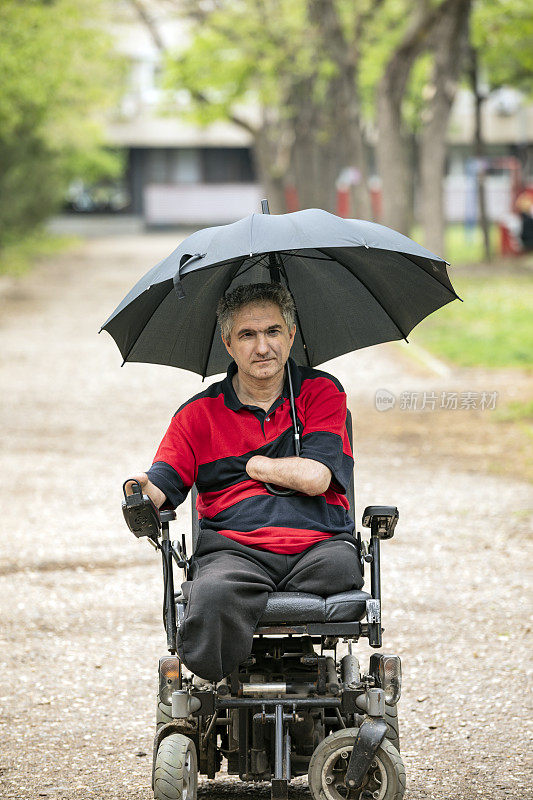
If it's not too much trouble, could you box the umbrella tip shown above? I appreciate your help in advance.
[261,198,270,214]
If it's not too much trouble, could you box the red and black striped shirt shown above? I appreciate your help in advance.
[146,358,355,554]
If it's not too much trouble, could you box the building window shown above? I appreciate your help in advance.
[202,148,255,183]
[144,147,255,185]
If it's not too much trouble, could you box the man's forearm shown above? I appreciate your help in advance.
[246,455,331,496]
[124,474,167,509]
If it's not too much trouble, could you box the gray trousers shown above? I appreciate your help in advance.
[176,529,363,681]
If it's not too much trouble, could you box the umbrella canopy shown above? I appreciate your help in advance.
[100,208,461,377]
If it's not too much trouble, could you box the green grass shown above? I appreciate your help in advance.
[0,230,80,276]
[411,223,500,265]
[410,274,533,369]
[494,399,533,423]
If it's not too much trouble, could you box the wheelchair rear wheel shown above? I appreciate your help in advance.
[153,733,198,800]
[308,728,405,800]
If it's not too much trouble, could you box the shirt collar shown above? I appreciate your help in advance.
[222,356,301,412]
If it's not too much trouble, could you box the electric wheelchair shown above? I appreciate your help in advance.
[123,411,405,800]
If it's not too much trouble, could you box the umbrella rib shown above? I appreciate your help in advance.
[231,253,269,282]
[307,246,459,305]
[278,251,335,263]
[401,253,463,301]
[201,258,248,378]
[120,282,175,365]
[316,248,410,342]
[121,255,265,370]
[279,255,312,366]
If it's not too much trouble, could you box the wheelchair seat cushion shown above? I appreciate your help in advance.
[176,589,371,625]
[259,590,371,625]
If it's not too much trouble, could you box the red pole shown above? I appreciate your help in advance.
[284,184,300,212]
[337,187,350,218]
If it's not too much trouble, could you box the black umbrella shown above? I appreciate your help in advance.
[100,204,461,377]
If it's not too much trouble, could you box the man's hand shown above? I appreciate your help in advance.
[124,473,167,509]
[246,456,331,496]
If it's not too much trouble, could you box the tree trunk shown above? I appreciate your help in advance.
[468,44,491,261]
[136,0,372,217]
[376,0,459,235]
[376,81,411,234]
[285,0,371,216]
[252,107,293,213]
[419,0,472,257]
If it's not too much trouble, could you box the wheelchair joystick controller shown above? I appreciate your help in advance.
[122,479,161,539]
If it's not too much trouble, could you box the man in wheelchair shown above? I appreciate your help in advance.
[126,282,363,682]
[123,282,403,800]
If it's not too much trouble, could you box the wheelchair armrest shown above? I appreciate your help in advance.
[362,506,398,539]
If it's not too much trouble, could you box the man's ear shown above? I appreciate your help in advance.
[222,333,233,358]
[289,324,296,346]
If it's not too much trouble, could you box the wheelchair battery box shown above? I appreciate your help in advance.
[122,481,161,539]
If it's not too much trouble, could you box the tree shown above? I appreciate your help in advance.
[418,0,472,256]
[374,0,471,244]
[0,0,125,249]
[140,0,525,259]
[155,0,383,216]
[469,0,533,260]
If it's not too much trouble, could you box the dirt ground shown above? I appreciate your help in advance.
[0,233,532,800]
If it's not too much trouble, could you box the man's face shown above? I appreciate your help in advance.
[223,301,296,382]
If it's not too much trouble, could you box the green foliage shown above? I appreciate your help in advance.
[162,0,383,127]
[162,0,307,125]
[0,230,80,276]
[163,0,532,148]
[411,273,533,368]
[0,0,126,248]
[471,0,533,94]
[494,399,533,423]
[166,0,471,137]
[402,54,434,134]
[357,0,416,122]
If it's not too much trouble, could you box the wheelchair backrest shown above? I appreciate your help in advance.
[190,408,355,549]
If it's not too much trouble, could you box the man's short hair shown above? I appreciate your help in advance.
[217,283,296,342]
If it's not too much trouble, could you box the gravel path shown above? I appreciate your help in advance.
[0,234,531,799]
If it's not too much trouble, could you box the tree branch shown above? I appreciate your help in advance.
[187,88,257,135]
[381,0,460,103]
[128,0,167,52]
[128,0,257,135]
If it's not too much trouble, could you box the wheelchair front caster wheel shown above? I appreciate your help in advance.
[308,728,405,800]
[154,733,198,800]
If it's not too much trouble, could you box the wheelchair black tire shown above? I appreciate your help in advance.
[156,696,173,730]
[154,733,198,800]
[385,703,400,753]
[308,727,405,800]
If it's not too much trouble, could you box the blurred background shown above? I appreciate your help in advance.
[0,3,532,799]
[1,0,533,263]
